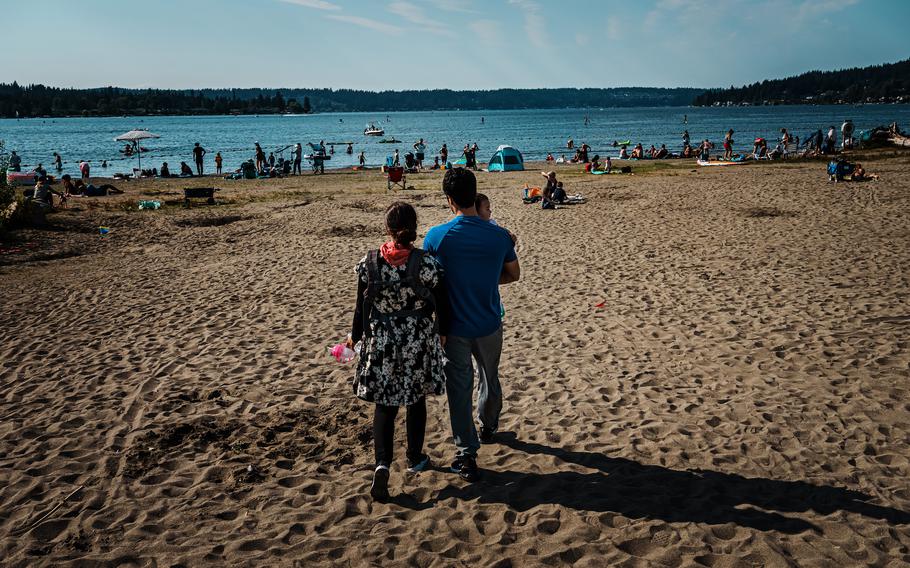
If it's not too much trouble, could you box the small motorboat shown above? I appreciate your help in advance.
[364,124,385,136]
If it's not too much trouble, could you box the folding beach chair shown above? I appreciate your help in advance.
[387,166,406,191]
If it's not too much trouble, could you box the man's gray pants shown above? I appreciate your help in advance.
[444,326,503,458]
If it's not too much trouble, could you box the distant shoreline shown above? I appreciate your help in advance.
[4,101,908,121]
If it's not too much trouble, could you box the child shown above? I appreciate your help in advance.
[215,152,223,175]
[348,202,449,502]
[475,193,516,243]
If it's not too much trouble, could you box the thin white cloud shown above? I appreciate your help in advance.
[508,0,547,49]
[388,1,456,37]
[470,19,502,47]
[425,0,477,14]
[606,16,621,41]
[575,32,589,46]
[278,0,341,10]
[795,0,860,20]
[325,14,401,34]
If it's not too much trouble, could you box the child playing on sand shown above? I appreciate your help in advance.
[347,202,449,502]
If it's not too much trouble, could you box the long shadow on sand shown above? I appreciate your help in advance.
[436,433,910,533]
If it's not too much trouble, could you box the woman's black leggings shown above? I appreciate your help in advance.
[373,397,426,467]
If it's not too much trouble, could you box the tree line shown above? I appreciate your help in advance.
[0,84,702,118]
[693,59,910,106]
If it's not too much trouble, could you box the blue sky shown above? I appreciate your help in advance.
[2,0,907,90]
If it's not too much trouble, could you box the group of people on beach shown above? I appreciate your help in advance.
[347,168,519,501]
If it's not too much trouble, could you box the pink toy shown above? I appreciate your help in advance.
[330,343,357,363]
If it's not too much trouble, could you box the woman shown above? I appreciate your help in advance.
[255,142,266,171]
[439,144,448,166]
[349,202,449,501]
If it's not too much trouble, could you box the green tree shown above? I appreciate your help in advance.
[302,96,312,114]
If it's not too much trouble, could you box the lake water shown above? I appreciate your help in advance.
[2,105,908,175]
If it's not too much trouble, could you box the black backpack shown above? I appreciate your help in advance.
[362,249,436,338]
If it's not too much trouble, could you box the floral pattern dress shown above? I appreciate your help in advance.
[352,251,447,407]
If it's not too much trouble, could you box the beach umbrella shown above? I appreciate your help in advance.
[114,129,161,171]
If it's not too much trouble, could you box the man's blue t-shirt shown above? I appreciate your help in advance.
[424,215,517,338]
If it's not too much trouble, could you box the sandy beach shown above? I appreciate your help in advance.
[1,154,909,566]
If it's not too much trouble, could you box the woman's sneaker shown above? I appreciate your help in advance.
[407,454,431,473]
[370,465,390,502]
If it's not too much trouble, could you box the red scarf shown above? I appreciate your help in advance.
[380,241,413,267]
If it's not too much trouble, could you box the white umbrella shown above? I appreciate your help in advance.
[114,129,161,171]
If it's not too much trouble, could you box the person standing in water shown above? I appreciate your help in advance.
[683,130,690,150]
[193,142,206,176]
[440,144,448,166]
[53,152,63,172]
[359,151,366,168]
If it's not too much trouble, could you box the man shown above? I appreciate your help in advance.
[423,169,520,482]
[9,151,21,172]
[413,138,426,169]
[192,142,206,176]
[293,143,302,175]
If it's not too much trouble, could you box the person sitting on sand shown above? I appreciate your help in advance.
[541,171,559,209]
[655,144,669,159]
[752,138,768,159]
[160,162,171,177]
[619,145,629,159]
[546,153,554,162]
[630,144,644,159]
[682,143,692,158]
[347,202,449,501]
[768,143,784,160]
[851,163,879,181]
[589,154,601,172]
[555,154,567,164]
[30,176,62,208]
[552,181,567,204]
[180,162,194,176]
[648,145,657,159]
[73,179,123,196]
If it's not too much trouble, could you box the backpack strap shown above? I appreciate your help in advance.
[404,249,437,332]
[362,249,381,338]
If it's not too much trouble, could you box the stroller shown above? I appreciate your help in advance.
[387,166,406,191]
[404,152,418,173]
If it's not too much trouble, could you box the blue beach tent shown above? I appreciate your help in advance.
[487,145,524,172]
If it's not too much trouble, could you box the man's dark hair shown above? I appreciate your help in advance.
[443,168,477,209]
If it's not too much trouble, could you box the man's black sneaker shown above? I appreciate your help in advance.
[407,454,431,473]
[458,456,480,482]
[450,456,466,473]
[479,427,496,444]
[370,466,390,502]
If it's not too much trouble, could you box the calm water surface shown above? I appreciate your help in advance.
[2,106,908,175]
